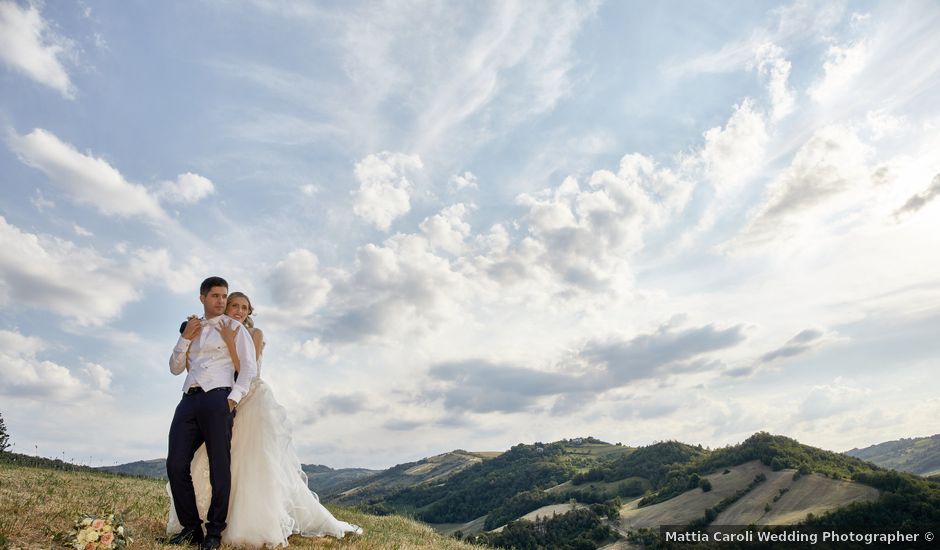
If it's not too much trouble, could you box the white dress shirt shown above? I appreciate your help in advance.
[169,314,257,404]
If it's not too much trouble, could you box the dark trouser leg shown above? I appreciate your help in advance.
[167,395,205,530]
[201,389,234,537]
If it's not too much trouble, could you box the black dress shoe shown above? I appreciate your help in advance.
[168,526,204,546]
[200,535,222,550]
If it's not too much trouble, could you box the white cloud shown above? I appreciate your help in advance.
[865,109,905,141]
[128,248,207,295]
[156,172,216,205]
[450,171,479,192]
[809,41,870,103]
[267,249,332,317]
[72,224,93,237]
[82,361,112,391]
[9,128,167,222]
[0,1,75,98]
[797,380,870,423]
[752,43,794,121]
[698,99,769,193]
[737,125,872,246]
[351,152,423,231]
[0,217,141,324]
[419,203,473,256]
[0,329,111,401]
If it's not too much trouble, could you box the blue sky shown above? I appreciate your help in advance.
[1,0,939,469]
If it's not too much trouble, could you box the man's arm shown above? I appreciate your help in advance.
[170,319,202,375]
[227,320,258,404]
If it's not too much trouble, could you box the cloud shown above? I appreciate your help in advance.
[809,40,869,103]
[9,128,167,222]
[579,324,746,386]
[752,43,794,121]
[0,329,111,401]
[512,153,687,291]
[383,419,425,431]
[760,328,831,363]
[0,217,140,324]
[419,203,473,256]
[0,1,75,97]
[156,172,216,204]
[316,393,369,416]
[865,109,906,141]
[0,217,197,323]
[450,172,479,192]
[351,152,424,231]
[426,322,746,414]
[737,125,871,245]
[267,249,332,317]
[322,232,465,342]
[797,380,869,422]
[698,99,768,193]
[895,174,940,217]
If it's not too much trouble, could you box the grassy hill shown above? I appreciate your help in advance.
[0,461,480,550]
[846,434,940,476]
[327,449,502,507]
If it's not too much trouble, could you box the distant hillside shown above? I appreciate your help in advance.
[327,449,503,507]
[302,463,381,494]
[326,432,940,549]
[99,458,383,494]
[846,434,940,476]
[99,458,167,479]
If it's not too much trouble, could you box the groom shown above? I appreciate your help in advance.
[167,276,258,549]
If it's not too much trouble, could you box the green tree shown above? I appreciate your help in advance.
[0,412,10,454]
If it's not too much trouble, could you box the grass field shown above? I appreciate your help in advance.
[0,462,480,550]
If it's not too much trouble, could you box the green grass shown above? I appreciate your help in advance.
[0,462,481,549]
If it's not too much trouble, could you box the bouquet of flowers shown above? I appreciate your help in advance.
[65,513,132,550]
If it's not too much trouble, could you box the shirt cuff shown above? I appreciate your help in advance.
[174,336,192,351]
[228,389,244,404]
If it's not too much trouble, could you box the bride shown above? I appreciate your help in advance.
[167,292,362,546]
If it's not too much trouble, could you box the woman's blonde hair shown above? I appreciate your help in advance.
[226,291,255,328]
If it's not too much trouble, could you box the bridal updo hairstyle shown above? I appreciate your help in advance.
[227,291,255,328]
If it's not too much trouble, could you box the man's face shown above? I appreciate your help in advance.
[199,286,228,318]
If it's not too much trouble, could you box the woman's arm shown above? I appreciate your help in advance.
[251,329,264,363]
[218,321,242,373]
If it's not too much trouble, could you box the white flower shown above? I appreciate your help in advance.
[116,526,124,536]
[86,530,99,542]
[82,518,93,526]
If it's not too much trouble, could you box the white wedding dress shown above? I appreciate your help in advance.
[167,363,362,547]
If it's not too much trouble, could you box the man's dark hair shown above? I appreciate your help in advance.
[200,276,228,296]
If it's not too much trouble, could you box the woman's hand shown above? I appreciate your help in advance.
[217,320,241,348]
[217,320,242,373]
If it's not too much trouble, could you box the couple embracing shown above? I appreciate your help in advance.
[165,276,361,549]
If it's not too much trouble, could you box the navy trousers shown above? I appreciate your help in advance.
[166,387,234,537]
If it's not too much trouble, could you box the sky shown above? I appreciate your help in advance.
[1,0,939,470]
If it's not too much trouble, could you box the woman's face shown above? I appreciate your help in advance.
[226,296,251,322]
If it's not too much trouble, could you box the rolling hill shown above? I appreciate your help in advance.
[846,433,940,476]
[98,458,381,494]
[327,432,940,549]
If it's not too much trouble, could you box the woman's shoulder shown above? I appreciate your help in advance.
[248,327,264,338]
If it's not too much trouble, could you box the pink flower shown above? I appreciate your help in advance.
[92,519,106,530]
[85,543,96,550]
[100,533,114,545]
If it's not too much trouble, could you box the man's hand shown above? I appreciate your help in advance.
[228,399,237,412]
[182,318,203,340]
